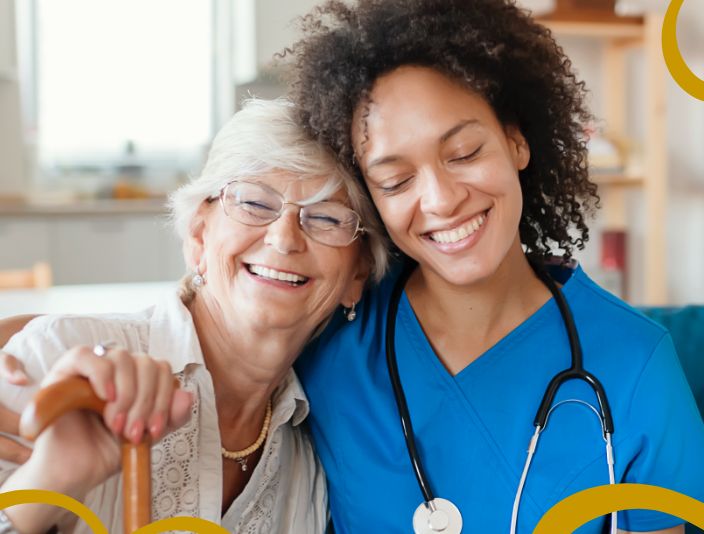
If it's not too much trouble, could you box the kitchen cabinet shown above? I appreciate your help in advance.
[0,202,185,284]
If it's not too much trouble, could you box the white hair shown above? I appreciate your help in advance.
[169,98,389,282]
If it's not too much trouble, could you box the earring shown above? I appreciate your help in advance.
[345,302,357,322]
[192,269,206,288]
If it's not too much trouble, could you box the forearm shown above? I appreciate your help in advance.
[1,459,90,534]
[0,316,39,347]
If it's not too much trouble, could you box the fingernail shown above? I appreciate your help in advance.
[112,412,126,435]
[129,419,144,444]
[149,413,164,439]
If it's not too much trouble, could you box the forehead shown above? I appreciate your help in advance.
[248,170,348,203]
[352,66,497,160]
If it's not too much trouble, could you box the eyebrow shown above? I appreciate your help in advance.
[440,119,481,143]
[365,119,481,171]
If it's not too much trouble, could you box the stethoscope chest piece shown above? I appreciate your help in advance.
[412,498,462,534]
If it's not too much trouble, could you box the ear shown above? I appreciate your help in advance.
[183,200,214,274]
[340,251,371,308]
[505,125,530,171]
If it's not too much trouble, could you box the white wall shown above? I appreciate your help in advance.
[255,0,320,68]
[0,0,25,196]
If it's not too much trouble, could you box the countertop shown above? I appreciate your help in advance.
[0,197,169,216]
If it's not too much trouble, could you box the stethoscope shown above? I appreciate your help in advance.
[385,260,617,534]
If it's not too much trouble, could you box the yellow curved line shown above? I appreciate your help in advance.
[133,516,230,534]
[0,489,108,534]
[662,0,704,100]
[534,483,704,532]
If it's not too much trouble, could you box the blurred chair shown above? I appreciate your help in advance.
[0,262,53,290]
[641,306,704,417]
[641,305,704,534]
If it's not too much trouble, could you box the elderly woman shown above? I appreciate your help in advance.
[0,98,387,533]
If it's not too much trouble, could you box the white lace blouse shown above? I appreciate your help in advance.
[0,292,327,534]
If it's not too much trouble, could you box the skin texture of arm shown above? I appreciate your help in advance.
[0,315,39,463]
[0,314,38,346]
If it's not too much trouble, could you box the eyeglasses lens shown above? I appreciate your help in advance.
[223,182,361,247]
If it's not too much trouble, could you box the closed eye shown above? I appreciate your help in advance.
[379,176,413,195]
[449,145,483,163]
[241,200,276,211]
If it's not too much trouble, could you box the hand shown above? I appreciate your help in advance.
[16,345,193,496]
[0,350,31,464]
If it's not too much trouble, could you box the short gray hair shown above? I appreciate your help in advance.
[169,98,389,282]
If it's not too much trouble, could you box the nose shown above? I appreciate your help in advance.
[418,166,469,216]
[263,206,307,254]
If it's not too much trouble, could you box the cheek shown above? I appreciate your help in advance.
[205,225,262,277]
[369,191,409,234]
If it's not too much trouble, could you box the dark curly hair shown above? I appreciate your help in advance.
[286,0,599,261]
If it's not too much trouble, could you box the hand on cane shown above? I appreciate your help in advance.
[0,345,193,534]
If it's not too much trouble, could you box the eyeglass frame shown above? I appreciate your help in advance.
[207,179,367,247]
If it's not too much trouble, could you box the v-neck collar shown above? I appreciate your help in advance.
[397,262,584,381]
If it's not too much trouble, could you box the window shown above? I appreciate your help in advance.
[19,0,216,185]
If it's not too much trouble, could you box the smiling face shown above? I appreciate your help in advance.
[188,171,367,334]
[352,66,530,288]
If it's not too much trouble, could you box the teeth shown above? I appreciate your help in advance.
[248,265,308,284]
[430,214,486,244]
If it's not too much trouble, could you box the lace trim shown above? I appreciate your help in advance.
[232,427,283,533]
[151,372,200,520]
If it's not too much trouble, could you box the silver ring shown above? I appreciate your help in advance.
[93,342,116,357]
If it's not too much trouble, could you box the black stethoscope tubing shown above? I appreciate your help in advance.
[385,259,614,506]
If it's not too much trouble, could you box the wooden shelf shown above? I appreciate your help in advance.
[541,20,645,41]
[591,174,644,187]
[542,13,667,304]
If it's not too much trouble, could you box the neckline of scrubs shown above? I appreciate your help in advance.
[397,263,583,381]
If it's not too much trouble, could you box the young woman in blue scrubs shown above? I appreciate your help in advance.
[289,0,704,532]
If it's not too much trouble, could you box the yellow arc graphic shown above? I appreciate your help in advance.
[662,0,704,100]
[0,489,229,534]
[0,490,108,534]
[534,484,704,532]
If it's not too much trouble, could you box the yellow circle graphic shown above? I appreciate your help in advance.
[662,0,704,100]
[534,483,704,532]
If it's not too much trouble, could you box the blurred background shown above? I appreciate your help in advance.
[0,0,702,312]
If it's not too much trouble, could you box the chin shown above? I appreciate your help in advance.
[431,259,499,287]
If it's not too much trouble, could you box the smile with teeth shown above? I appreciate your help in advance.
[246,264,309,286]
[428,212,487,244]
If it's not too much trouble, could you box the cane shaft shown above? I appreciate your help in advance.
[122,440,152,534]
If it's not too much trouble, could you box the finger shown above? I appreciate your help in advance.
[45,345,116,402]
[0,351,30,385]
[147,360,175,441]
[0,403,20,435]
[122,353,157,444]
[104,348,137,438]
[166,389,194,433]
[0,435,31,464]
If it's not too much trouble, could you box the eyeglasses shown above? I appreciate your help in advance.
[213,180,366,247]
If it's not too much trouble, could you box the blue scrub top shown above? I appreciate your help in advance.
[296,263,704,533]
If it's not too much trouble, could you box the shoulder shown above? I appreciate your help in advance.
[563,265,670,360]
[297,259,404,377]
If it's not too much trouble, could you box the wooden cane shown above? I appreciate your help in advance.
[19,376,152,534]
